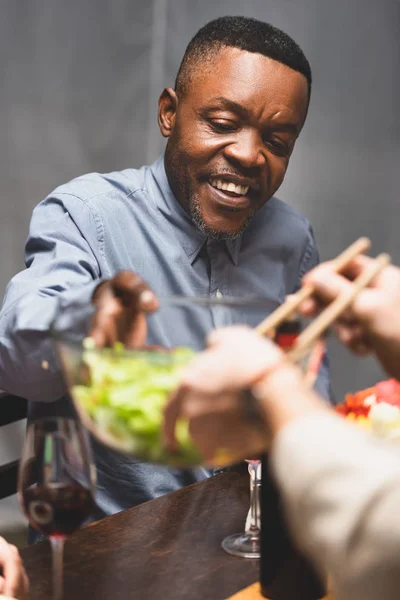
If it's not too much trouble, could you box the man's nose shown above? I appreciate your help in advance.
[223,130,266,170]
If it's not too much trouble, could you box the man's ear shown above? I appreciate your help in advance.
[158,88,178,138]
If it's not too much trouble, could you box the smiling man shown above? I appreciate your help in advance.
[0,16,331,523]
[162,39,309,241]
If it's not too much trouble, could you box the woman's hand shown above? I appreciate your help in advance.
[0,537,29,600]
[300,255,400,379]
[163,326,307,464]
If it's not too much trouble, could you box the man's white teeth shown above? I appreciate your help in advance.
[210,179,249,196]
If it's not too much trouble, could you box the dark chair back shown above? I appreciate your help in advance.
[0,395,28,499]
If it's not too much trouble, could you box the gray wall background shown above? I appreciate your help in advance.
[0,0,398,457]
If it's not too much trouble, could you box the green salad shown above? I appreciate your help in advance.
[72,340,202,466]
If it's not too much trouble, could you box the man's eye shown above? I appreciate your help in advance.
[264,138,289,157]
[209,120,237,133]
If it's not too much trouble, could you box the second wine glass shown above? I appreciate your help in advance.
[221,459,261,558]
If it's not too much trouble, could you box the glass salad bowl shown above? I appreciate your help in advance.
[51,296,274,468]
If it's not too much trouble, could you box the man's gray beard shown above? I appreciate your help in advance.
[189,194,256,241]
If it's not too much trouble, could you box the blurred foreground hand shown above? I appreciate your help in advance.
[300,254,400,379]
[163,326,324,463]
[0,537,29,600]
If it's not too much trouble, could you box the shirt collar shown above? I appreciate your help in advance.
[225,238,241,266]
[149,155,241,266]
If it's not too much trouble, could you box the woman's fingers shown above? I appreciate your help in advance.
[163,327,285,456]
[0,538,28,600]
[334,324,373,355]
[163,386,186,450]
[189,408,266,463]
[304,265,354,304]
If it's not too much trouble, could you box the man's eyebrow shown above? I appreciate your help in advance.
[202,98,300,134]
[203,97,249,118]
[270,122,299,135]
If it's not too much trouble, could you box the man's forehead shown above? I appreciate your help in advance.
[185,47,309,121]
[188,47,308,98]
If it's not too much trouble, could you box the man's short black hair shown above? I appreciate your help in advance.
[175,16,312,99]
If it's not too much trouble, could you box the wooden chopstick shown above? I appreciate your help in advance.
[255,237,371,336]
[288,252,391,363]
[303,338,326,388]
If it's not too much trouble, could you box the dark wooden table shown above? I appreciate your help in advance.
[21,470,259,599]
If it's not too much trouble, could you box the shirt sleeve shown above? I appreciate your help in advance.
[271,412,400,600]
[0,193,107,401]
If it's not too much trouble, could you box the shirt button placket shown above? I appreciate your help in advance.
[207,240,230,328]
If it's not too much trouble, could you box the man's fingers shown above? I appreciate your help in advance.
[89,309,120,347]
[111,271,159,312]
[121,313,148,348]
[90,292,149,348]
[89,294,122,345]
[90,271,158,347]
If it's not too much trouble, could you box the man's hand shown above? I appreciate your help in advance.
[90,270,159,348]
[0,537,29,600]
[300,255,400,379]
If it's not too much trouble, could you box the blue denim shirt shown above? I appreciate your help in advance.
[0,155,331,519]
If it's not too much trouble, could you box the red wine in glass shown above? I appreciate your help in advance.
[22,482,94,538]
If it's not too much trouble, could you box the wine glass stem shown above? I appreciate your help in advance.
[246,463,260,538]
[50,537,65,600]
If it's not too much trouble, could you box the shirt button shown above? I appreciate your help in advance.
[216,289,223,299]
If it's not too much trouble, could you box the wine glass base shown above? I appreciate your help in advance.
[221,533,260,559]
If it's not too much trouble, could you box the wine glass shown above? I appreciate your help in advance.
[222,458,261,558]
[18,417,96,600]
[221,318,325,559]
